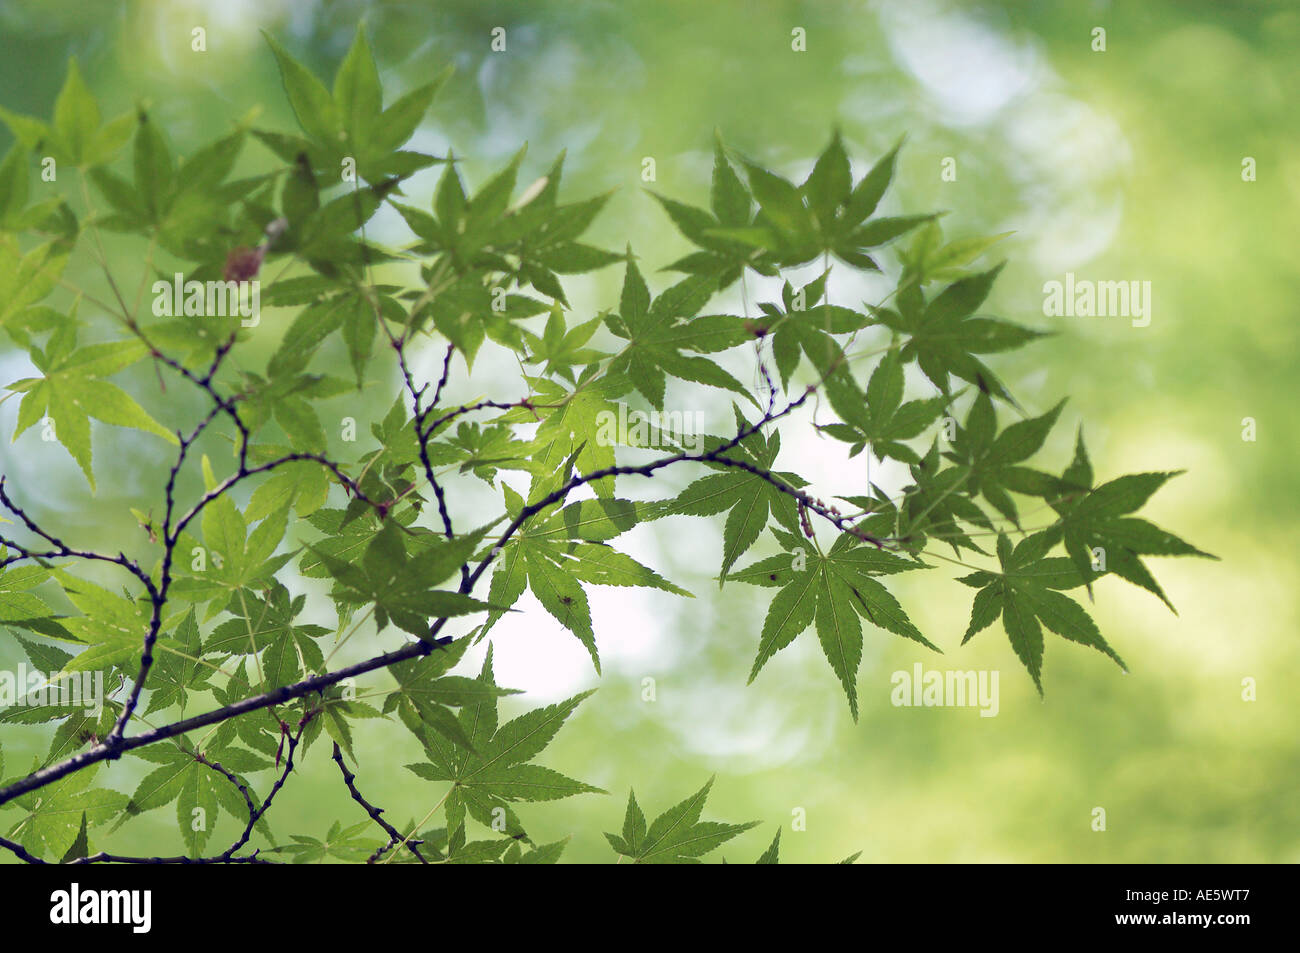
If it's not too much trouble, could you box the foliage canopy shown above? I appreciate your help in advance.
[0,27,1211,864]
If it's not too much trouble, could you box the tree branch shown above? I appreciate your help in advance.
[331,742,428,864]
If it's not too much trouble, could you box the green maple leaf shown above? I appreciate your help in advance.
[406,649,602,844]
[873,264,1048,403]
[897,220,1014,286]
[204,583,329,690]
[654,135,768,287]
[655,409,806,582]
[90,110,249,254]
[144,608,212,715]
[1043,431,1216,610]
[317,688,384,764]
[11,701,117,768]
[193,493,293,602]
[397,149,619,313]
[501,837,570,864]
[118,746,220,858]
[604,257,753,409]
[9,766,128,860]
[382,636,514,753]
[0,145,67,235]
[0,58,133,169]
[755,271,872,389]
[732,529,933,719]
[959,531,1125,695]
[886,442,996,555]
[307,521,499,637]
[298,505,423,580]
[46,570,151,678]
[704,132,931,270]
[944,392,1067,525]
[0,564,67,640]
[9,329,177,489]
[387,148,626,308]
[522,306,608,383]
[797,131,935,267]
[264,27,449,183]
[604,777,757,864]
[400,151,519,268]
[482,484,689,673]
[268,293,372,385]
[0,235,70,335]
[245,458,330,522]
[818,348,952,464]
[429,421,539,486]
[271,820,382,864]
[504,163,625,294]
[499,372,630,498]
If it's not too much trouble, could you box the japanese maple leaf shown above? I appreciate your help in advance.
[498,372,631,498]
[943,391,1067,525]
[756,272,872,389]
[306,521,498,636]
[871,264,1047,403]
[959,531,1125,694]
[818,348,951,465]
[604,257,753,409]
[604,777,757,864]
[9,331,176,489]
[654,409,807,583]
[1042,431,1216,610]
[732,528,933,718]
[481,484,689,673]
[700,132,932,270]
[406,649,603,844]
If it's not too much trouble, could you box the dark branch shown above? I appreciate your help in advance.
[331,742,428,864]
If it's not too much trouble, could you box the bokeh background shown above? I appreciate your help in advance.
[1,0,1296,863]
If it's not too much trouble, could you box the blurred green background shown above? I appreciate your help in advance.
[1,0,1296,863]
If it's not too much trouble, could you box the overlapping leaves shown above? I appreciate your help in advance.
[0,29,1218,865]
[406,648,601,851]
